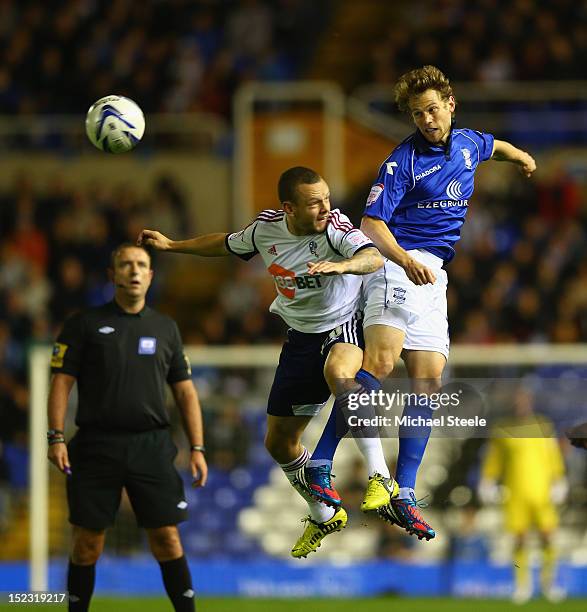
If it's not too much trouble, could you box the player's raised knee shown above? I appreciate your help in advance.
[411,376,442,395]
[324,362,359,389]
[362,350,396,381]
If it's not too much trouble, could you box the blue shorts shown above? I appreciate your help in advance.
[267,313,364,417]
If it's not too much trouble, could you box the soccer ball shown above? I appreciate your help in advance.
[85,95,145,153]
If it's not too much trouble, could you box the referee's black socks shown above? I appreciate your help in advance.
[67,560,95,612]
[159,555,196,611]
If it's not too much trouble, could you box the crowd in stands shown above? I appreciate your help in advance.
[371,0,586,84]
[1,0,584,122]
[0,0,329,118]
[445,167,586,344]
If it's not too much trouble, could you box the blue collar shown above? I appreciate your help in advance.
[413,119,456,160]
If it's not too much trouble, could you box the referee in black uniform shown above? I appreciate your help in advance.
[47,243,207,612]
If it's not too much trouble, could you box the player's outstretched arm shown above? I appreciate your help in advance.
[307,246,383,276]
[138,229,230,257]
[361,216,436,285]
[491,140,536,177]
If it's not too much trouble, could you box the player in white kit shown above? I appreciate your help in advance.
[138,167,389,557]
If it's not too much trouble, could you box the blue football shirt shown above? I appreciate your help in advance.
[364,126,494,262]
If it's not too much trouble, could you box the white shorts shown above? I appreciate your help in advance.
[362,249,449,359]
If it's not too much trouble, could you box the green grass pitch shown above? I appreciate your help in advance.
[2,597,586,611]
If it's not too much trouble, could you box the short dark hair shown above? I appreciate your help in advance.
[394,65,455,113]
[278,166,321,204]
[109,243,151,269]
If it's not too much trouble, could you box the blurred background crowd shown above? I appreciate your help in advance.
[369,0,586,85]
[0,0,329,117]
[0,0,586,576]
[1,0,584,118]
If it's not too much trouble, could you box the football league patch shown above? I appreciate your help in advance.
[50,343,68,368]
[138,337,157,355]
[366,183,384,206]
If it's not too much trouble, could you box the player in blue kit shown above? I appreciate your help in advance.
[303,65,536,540]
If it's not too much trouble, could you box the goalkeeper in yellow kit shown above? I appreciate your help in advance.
[478,388,567,604]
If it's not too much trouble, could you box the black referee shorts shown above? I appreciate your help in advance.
[267,312,364,417]
[66,428,188,530]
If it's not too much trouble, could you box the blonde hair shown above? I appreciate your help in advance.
[394,65,454,113]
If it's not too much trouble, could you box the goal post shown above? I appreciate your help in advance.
[29,345,51,591]
[233,81,346,229]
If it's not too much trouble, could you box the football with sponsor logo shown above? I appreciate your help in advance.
[85,95,145,153]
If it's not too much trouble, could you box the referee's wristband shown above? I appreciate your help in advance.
[190,444,206,453]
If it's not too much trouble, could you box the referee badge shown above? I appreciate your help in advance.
[138,337,157,354]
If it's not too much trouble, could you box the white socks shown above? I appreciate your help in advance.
[306,458,332,469]
[280,448,335,523]
[353,437,391,478]
[398,487,415,500]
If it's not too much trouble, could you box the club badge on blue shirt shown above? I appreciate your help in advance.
[138,337,157,355]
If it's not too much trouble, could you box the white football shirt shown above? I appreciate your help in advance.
[225,209,375,333]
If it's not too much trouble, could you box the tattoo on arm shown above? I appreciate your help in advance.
[346,247,383,275]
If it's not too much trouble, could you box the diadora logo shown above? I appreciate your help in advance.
[446,179,463,200]
[268,244,278,256]
[461,148,472,169]
[415,165,441,181]
[268,263,322,299]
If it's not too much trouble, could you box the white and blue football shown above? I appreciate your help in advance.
[85,95,145,153]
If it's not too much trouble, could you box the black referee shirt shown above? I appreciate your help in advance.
[51,301,191,432]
